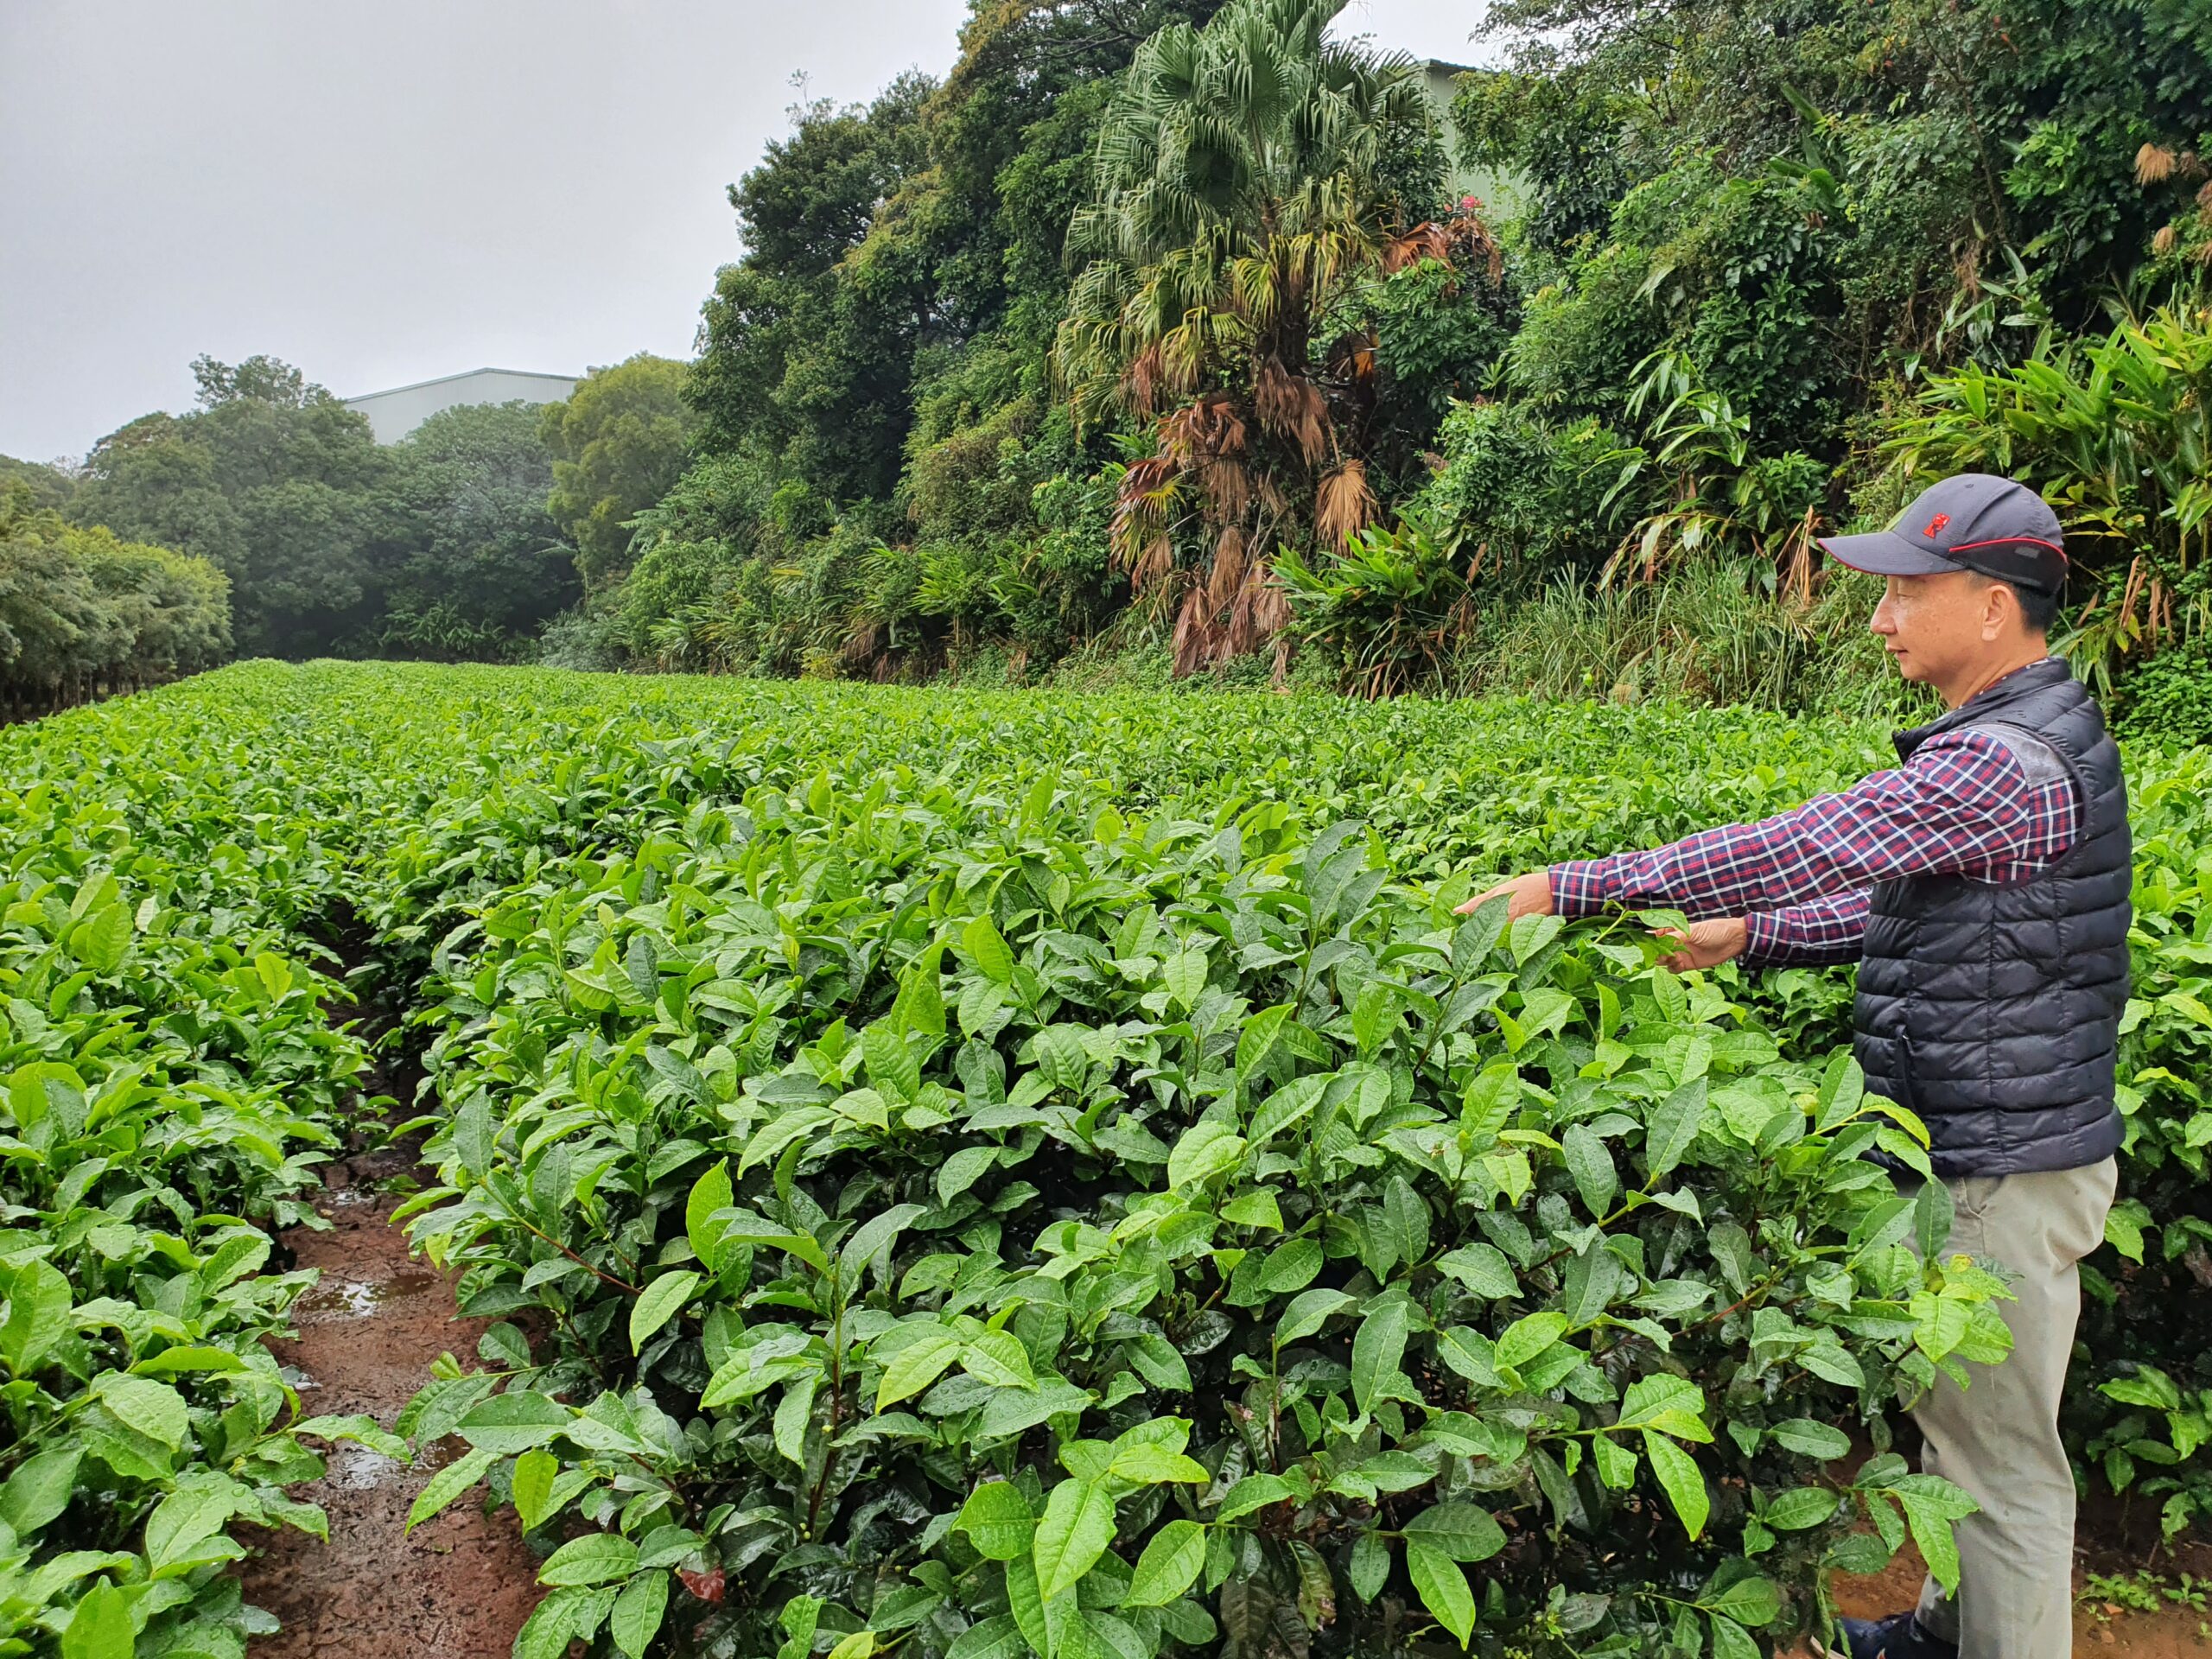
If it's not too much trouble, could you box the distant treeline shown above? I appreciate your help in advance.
[3,349,688,695]
[0,490,229,714]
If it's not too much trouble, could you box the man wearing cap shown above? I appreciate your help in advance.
[1466,474,2127,1659]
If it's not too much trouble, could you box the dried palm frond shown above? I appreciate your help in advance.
[1160,394,1247,461]
[1198,459,1251,521]
[1132,535,1176,593]
[1325,328,1377,384]
[2118,556,2148,636]
[1383,221,1453,274]
[1224,560,1293,658]
[1172,586,1217,677]
[2156,224,2181,256]
[842,622,886,668]
[1446,208,1504,285]
[1206,526,1249,608]
[1123,343,1166,415]
[1316,460,1376,548]
[1780,506,1820,609]
[2139,143,2177,186]
[1254,360,1330,465]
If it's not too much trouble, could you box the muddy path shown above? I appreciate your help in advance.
[241,1131,540,1656]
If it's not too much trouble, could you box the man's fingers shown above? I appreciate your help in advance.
[1650,918,1747,973]
[1455,871,1554,919]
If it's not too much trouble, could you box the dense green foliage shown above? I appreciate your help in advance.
[543,0,2208,709]
[26,0,2209,706]
[60,357,578,666]
[0,674,408,1656]
[1875,296,2212,695]
[375,689,1995,1659]
[0,462,73,518]
[375,401,577,662]
[541,357,697,594]
[13,661,2205,1655]
[0,494,229,709]
[68,357,397,658]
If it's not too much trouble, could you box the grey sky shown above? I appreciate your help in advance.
[0,1,1499,463]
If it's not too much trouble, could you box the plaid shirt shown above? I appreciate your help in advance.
[1549,674,2081,967]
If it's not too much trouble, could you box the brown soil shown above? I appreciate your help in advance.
[241,1135,541,1658]
[1785,1524,2212,1656]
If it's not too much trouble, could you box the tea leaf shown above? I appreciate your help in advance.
[629,1270,702,1355]
[1406,1537,1475,1647]
[1033,1478,1116,1599]
[1125,1520,1206,1606]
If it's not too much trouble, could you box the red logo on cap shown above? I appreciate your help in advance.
[1923,512,1951,537]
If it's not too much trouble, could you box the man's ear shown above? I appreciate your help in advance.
[1977,575,2012,640]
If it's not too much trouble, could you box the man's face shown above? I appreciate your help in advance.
[1867,569,2000,684]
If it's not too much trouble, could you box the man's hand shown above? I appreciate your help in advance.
[1457,871,1554,919]
[1656,918,1749,973]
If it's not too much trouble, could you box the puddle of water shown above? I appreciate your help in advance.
[296,1268,442,1319]
[326,1445,408,1491]
[415,1437,468,1471]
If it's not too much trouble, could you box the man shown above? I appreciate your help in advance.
[1466,474,2127,1659]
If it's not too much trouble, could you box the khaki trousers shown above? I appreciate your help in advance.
[1904,1158,2118,1659]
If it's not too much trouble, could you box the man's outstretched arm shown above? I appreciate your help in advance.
[1459,728,2077,930]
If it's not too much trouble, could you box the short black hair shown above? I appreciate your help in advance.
[1973,571,2063,633]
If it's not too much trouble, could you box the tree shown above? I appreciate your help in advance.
[539,354,697,589]
[689,77,936,509]
[0,486,228,703]
[0,454,76,514]
[1055,0,1463,672]
[378,402,575,658]
[69,356,397,656]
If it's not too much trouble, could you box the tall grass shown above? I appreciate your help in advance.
[1448,563,1928,719]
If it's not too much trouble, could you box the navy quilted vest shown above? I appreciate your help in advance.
[1854,658,2131,1177]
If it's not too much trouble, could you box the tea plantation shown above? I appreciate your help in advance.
[5,662,2209,1659]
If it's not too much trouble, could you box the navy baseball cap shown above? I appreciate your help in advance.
[1820,474,2068,593]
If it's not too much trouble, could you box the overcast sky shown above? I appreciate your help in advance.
[0,1,1499,462]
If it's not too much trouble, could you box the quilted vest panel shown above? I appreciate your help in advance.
[1853,658,2130,1177]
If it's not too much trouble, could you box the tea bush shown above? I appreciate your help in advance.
[7,659,2210,1659]
[0,687,406,1657]
[391,751,2003,1659]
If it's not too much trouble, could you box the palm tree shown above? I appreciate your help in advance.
[1056,0,1481,673]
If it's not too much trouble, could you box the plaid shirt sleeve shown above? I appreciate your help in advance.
[1741,890,1872,967]
[1548,728,2080,941]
